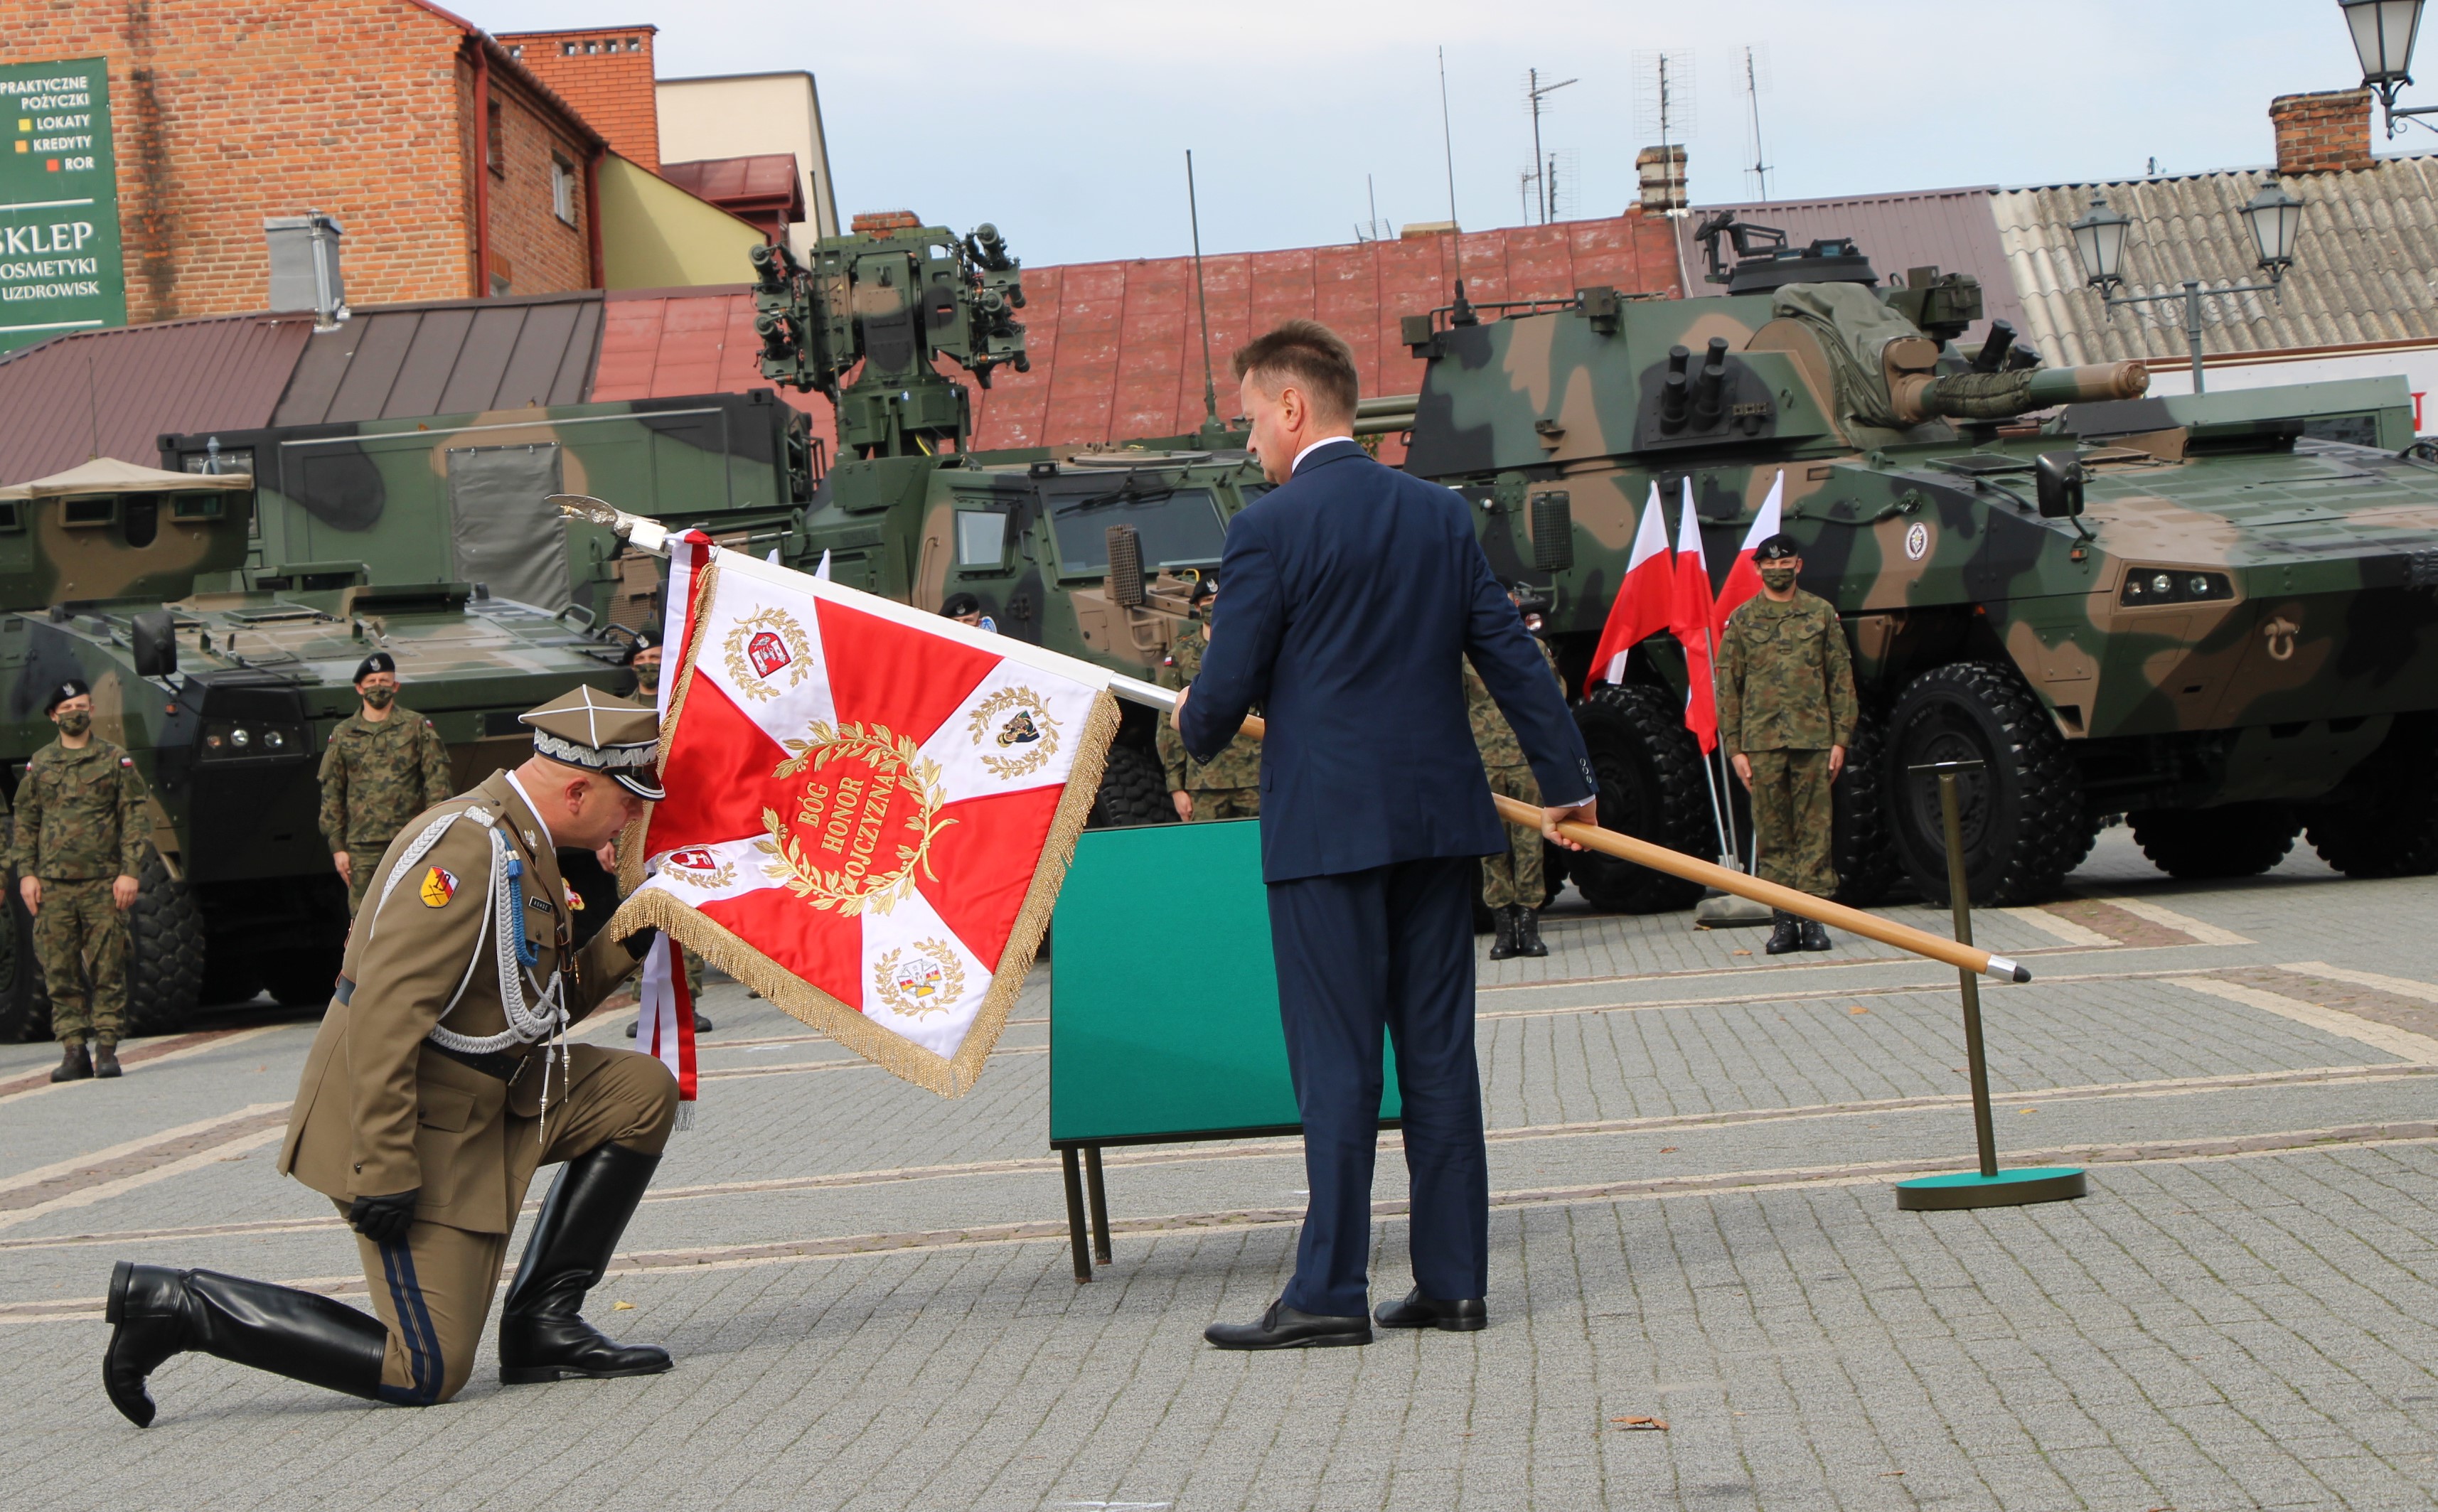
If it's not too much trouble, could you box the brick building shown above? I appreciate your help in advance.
[502,24,659,170]
[0,0,604,323]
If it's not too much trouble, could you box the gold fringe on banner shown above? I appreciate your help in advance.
[608,688,1123,1098]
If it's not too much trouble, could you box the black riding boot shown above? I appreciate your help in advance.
[1765,910,1803,955]
[1514,906,1549,958]
[497,1142,673,1385]
[1800,918,1833,952]
[104,1261,388,1427]
[1488,904,1521,961]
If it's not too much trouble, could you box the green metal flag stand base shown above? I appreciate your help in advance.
[1896,761,2087,1213]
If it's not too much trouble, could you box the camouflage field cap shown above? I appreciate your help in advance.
[1753,533,1803,562]
[44,677,89,713]
[353,650,396,685]
[519,685,664,800]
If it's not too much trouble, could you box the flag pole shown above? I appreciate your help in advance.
[561,505,2026,983]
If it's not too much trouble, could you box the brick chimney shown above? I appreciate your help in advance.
[1636,145,1687,213]
[2269,87,2374,175]
[500,26,661,170]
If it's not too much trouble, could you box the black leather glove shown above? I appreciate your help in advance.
[622,925,661,963]
[348,1188,421,1245]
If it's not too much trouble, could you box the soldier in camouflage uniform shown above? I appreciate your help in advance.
[320,653,455,917]
[1469,584,1566,960]
[15,679,151,1082]
[1156,579,1261,822]
[1718,535,1859,955]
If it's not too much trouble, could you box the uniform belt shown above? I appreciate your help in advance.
[427,1041,526,1082]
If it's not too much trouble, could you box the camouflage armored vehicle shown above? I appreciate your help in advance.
[0,456,636,1041]
[1398,230,2438,909]
[159,388,817,633]
[749,215,1277,823]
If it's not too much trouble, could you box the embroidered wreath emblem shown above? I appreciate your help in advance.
[658,848,738,891]
[965,685,1061,780]
[872,939,968,1018]
[755,720,954,916]
[722,607,814,702]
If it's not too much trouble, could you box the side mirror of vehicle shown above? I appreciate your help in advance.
[2035,451,2086,519]
[131,609,178,680]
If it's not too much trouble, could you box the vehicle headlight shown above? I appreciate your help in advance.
[230,727,252,749]
[262,729,285,751]
[2121,567,2233,606]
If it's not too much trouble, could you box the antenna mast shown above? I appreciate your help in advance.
[1439,45,1470,317]
[1524,68,1578,225]
[1743,46,1772,202]
[1186,149,1221,439]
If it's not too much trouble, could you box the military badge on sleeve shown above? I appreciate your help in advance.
[420,866,459,908]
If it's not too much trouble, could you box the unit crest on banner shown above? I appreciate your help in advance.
[872,939,968,1017]
[968,685,1061,780]
[724,606,813,699]
[661,847,737,891]
[758,720,954,916]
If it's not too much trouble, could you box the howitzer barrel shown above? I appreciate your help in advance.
[2024,360,2151,407]
[1894,360,2150,425]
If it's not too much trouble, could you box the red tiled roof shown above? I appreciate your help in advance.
[0,313,316,484]
[581,211,1687,464]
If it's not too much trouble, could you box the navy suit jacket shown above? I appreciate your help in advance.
[1180,439,1597,883]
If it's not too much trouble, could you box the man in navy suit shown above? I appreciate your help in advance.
[1177,321,1598,1349]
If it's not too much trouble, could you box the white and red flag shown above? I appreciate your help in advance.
[1587,481,1674,685]
[612,540,1119,1096]
[1711,470,1785,632]
[629,531,712,1124]
[1669,479,1719,753]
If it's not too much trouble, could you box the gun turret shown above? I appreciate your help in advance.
[752,214,1030,461]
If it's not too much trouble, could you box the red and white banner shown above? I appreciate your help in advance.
[1669,480,1719,753]
[611,545,1119,1096]
[1712,470,1785,632]
[1588,481,1674,685]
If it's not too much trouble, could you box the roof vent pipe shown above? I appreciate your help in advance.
[264,213,349,330]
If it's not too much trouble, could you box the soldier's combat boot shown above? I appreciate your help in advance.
[104,1261,387,1427]
[1765,911,1803,955]
[1514,907,1549,958]
[1800,919,1833,953]
[498,1142,674,1385]
[1488,905,1522,961]
[50,1041,90,1082]
[92,1044,122,1078]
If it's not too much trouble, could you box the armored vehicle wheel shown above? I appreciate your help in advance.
[1568,684,1708,915]
[1829,709,1900,906]
[122,854,206,1039]
[2129,804,2299,879]
[0,891,48,1043]
[1089,739,1175,828]
[1883,662,2086,907]
[2305,721,2438,879]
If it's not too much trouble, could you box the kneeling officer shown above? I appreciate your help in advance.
[103,687,679,1424]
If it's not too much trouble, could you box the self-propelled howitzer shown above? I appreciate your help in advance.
[1400,259,2438,912]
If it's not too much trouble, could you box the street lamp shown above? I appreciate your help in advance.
[2066,185,2306,395]
[2341,0,2434,135]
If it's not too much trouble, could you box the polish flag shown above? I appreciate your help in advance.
[630,530,715,1125]
[1669,479,1720,753]
[1712,470,1785,633]
[1588,481,1675,685]
[612,545,1120,1096]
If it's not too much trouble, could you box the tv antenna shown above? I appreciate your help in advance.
[1523,68,1578,225]
[1741,45,1773,202]
[1356,173,1390,242]
[1633,49,1696,215]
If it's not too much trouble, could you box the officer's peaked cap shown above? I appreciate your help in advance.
[354,651,397,685]
[520,685,664,800]
[44,677,89,713]
[1753,533,1803,562]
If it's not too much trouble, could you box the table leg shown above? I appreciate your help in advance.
[1060,1146,1092,1283]
[1084,1145,1112,1265]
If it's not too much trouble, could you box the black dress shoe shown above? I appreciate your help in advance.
[1204,1299,1372,1350]
[1800,919,1833,952]
[1764,911,1802,955]
[1374,1287,1488,1331]
[50,1042,91,1082]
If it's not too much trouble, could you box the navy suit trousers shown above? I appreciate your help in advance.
[1266,856,1488,1317]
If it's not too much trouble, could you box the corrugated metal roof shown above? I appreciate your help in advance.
[1994,156,2438,367]
[589,286,829,427]
[661,156,803,220]
[271,292,604,425]
[0,313,314,485]
[1676,186,2026,346]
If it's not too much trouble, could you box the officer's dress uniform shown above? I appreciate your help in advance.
[14,736,149,1051]
[1157,631,1261,820]
[319,702,454,916]
[102,687,676,1426]
[1717,587,1859,942]
[1467,636,1563,958]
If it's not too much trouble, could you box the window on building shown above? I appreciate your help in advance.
[486,100,504,178]
[551,153,577,225]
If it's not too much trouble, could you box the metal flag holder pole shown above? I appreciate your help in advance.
[1893,759,2087,1211]
[1694,622,1772,928]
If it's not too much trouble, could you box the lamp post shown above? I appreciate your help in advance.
[2341,0,2437,136]
[2067,183,2305,394]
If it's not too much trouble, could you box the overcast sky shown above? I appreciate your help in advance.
[481,0,2386,267]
